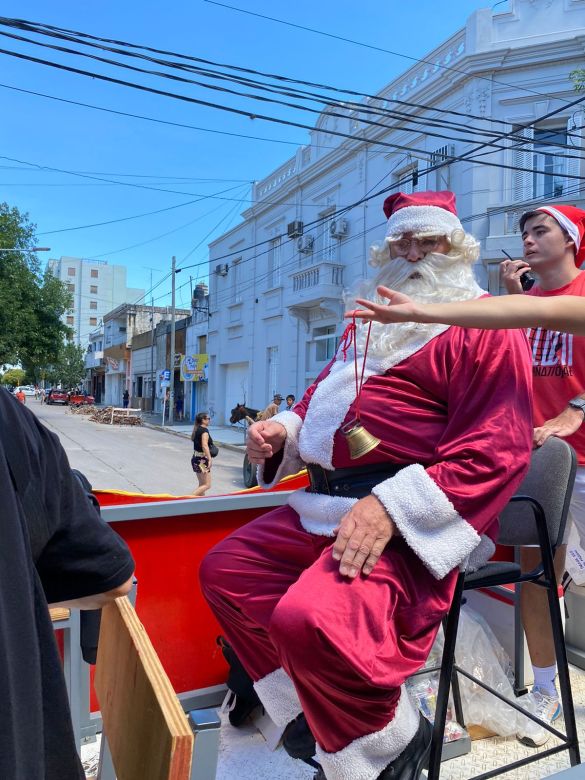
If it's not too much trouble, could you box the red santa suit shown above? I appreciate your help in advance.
[200,318,532,780]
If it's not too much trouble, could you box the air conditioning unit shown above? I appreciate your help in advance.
[215,263,229,277]
[330,218,349,239]
[297,235,314,254]
[287,220,304,238]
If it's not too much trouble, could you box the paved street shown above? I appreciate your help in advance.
[28,400,249,496]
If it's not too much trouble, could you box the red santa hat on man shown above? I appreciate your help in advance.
[524,205,585,267]
[383,190,464,240]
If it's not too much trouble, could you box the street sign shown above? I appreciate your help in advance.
[160,369,171,381]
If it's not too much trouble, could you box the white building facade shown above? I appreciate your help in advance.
[206,0,585,424]
[48,256,144,347]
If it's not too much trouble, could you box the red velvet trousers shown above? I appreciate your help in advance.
[199,506,457,756]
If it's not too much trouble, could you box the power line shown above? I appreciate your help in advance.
[3,25,582,159]
[0,14,560,130]
[2,44,584,186]
[202,1,580,108]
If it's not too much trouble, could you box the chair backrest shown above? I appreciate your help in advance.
[498,437,576,549]
[94,596,193,780]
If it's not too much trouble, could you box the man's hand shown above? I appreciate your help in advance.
[345,286,420,325]
[246,420,287,464]
[533,407,584,447]
[332,494,395,578]
[500,258,531,295]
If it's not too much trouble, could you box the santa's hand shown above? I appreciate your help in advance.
[345,286,420,325]
[246,421,287,464]
[332,495,395,577]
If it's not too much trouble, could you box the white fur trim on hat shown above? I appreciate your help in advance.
[385,205,463,240]
[316,685,419,780]
[537,206,581,249]
[372,464,481,579]
[257,410,304,489]
[253,666,302,727]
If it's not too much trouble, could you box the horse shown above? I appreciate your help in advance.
[229,403,262,425]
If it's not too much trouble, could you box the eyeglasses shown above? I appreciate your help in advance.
[389,237,444,256]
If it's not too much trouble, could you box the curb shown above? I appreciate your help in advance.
[142,422,246,455]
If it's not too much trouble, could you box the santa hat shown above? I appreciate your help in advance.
[383,190,464,240]
[530,205,585,266]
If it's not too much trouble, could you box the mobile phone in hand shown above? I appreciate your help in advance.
[501,250,535,291]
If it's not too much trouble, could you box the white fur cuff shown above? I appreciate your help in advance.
[372,464,481,580]
[257,410,304,489]
[288,489,358,537]
[253,667,302,727]
[316,685,419,780]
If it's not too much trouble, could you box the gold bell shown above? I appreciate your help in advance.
[341,420,381,460]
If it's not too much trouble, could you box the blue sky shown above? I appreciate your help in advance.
[0,0,495,307]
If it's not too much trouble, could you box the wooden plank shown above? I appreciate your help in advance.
[95,597,193,780]
[49,607,71,622]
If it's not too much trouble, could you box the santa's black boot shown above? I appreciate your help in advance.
[377,713,432,780]
[282,713,321,770]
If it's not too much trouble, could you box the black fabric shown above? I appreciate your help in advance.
[0,388,135,779]
[306,462,407,498]
[209,442,219,458]
[193,425,214,453]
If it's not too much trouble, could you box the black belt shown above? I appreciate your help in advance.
[306,462,407,499]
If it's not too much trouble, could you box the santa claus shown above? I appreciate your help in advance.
[200,191,533,780]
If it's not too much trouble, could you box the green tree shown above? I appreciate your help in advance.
[0,203,72,372]
[0,368,25,386]
[51,342,86,389]
[570,69,585,91]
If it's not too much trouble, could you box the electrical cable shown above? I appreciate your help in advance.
[2,26,582,159]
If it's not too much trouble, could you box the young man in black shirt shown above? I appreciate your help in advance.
[0,387,135,779]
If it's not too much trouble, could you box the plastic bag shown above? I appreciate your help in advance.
[412,605,534,738]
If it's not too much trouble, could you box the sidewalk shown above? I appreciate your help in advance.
[142,414,247,452]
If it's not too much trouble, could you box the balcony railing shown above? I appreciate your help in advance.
[292,263,344,293]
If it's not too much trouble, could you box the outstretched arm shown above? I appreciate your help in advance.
[348,286,585,336]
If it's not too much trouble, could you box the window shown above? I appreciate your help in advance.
[90,285,98,294]
[393,162,420,195]
[428,145,453,191]
[512,119,581,203]
[231,257,241,303]
[119,326,127,333]
[67,283,75,292]
[66,315,74,325]
[199,335,207,352]
[90,300,98,310]
[90,269,99,278]
[89,317,97,326]
[314,325,337,362]
[137,376,143,397]
[267,346,279,397]
[68,267,76,277]
[268,238,281,288]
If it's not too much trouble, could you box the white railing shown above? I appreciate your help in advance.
[254,156,297,200]
[291,263,344,293]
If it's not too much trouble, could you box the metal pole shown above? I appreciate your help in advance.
[169,255,176,425]
[150,294,155,414]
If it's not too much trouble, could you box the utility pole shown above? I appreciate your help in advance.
[148,268,155,414]
[169,255,177,425]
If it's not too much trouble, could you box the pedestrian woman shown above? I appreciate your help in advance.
[191,411,213,496]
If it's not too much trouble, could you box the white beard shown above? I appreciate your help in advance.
[344,252,486,359]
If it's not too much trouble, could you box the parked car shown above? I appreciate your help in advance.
[14,385,36,397]
[46,388,69,405]
[68,391,95,406]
